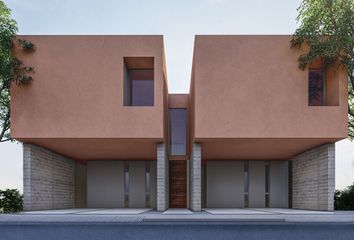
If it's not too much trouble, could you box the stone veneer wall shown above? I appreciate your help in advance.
[190,143,201,211]
[23,144,86,211]
[157,143,168,211]
[292,143,335,211]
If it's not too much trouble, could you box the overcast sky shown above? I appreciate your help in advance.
[1,0,353,191]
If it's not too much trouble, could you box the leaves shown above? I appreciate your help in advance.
[292,0,354,139]
[0,189,23,213]
[0,0,35,142]
[334,183,354,210]
[17,39,35,52]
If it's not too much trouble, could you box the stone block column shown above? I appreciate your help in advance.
[292,143,335,211]
[190,143,201,211]
[157,143,168,211]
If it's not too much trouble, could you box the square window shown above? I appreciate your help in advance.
[124,57,154,106]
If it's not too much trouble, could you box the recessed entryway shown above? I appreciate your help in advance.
[169,161,187,208]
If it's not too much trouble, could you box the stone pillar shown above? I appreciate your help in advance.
[190,143,201,211]
[292,143,335,211]
[23,143,76,211]
[157,143,168,211]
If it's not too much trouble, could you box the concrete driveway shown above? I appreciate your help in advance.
[0,208,352,223]
[18,208,335,216]
[20,208,152,215]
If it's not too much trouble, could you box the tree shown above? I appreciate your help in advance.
[0,189,23,213]
[291,0,354,139]
[334,183,354,210]
[0,0,35,142]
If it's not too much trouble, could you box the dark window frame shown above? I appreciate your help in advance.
[308,68,326,106]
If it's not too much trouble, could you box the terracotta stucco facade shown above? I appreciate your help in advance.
[12,35,347,211]
[190,35,347,160]
[12,35,168,160]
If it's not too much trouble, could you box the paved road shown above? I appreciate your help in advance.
[1,222,354,240]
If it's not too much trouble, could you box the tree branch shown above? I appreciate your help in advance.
[0,138,11,143]
[0,111,10,142]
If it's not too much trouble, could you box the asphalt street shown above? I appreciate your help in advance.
[1,222,354,240]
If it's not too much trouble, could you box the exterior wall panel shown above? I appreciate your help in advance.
[292,144,335,211]
[23,144,75,211]
[269,161,289,208]
[249,161,266,208]
[206,161,244,208]
[129,161,146,208]
[75,162,87,208]
[87,161,124,208]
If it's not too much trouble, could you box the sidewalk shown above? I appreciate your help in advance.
[1,208,354,224]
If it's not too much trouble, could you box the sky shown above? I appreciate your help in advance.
[0,0,354,191]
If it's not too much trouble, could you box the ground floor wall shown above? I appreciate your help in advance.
[292,143,335,211]
[23,142,336,212]
[23,144,86,211]
[23,143,162,211]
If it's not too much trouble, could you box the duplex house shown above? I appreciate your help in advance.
[11,35,347,211]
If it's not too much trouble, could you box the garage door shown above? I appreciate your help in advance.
[205,160,288,208]
[206,161,244,208]
[87,160,156,208]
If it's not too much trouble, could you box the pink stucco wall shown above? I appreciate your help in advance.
[11,36,168,160]
[12,35,167,139]
[191,35,347,139]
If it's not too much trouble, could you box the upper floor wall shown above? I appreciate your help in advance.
[11,35,168,140]
[191,35,348,140]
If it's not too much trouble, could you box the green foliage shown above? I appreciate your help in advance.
[291,0,354,139]
[0,189,23,213]
[17,39,35,52]
[0,0,35,142]
[334,183,354,210]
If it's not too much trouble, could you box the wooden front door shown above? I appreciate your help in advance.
[169,161,187,208]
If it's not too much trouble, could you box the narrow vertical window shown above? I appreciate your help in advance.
[308,69,325,106]
[265,161,270,208]
[244,161,249,208]
[124,57,154,106]
[145,161,151,208]
[288,161,293,209]
[169,108,187,155]
[124,161,129,208]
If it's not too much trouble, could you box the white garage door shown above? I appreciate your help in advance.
[205,160,288,208]
[87,160,156,208]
